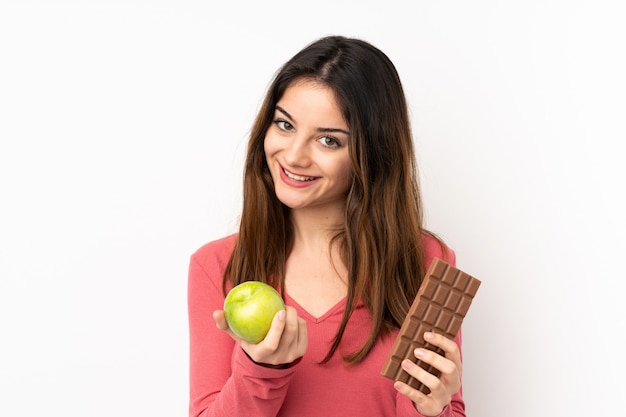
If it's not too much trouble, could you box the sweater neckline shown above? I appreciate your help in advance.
[283,292,347,323]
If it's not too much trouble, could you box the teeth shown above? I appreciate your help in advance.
[283,168,315,182]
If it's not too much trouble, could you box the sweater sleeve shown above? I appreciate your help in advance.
[188,251,296,417]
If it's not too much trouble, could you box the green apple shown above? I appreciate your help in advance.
[223,281,286,344]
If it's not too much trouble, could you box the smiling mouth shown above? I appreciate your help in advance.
[282,167,317,182]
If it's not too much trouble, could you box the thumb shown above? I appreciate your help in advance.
[260,309,287,350]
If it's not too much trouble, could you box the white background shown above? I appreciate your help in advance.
[1,1,625,416]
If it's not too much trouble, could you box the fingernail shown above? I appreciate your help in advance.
[278,310,286,320]
[424,332,433,340]
[414,348,425,358]
[402,359,414,371]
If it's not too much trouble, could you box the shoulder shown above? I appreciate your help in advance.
[190,233,238,272]
[421,231,457,267]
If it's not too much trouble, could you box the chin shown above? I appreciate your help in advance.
[274,189,308,208]
[277,198,309,210]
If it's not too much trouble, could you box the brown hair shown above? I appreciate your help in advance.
[224,35,442,364]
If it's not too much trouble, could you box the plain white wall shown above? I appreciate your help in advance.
[1,1,624,416]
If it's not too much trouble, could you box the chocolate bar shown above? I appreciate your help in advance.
[380,258,481,394]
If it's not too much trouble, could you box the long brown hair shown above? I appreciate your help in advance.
[224,35,441,364]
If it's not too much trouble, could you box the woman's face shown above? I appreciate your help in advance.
[264,79,352,212]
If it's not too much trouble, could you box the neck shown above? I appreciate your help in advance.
[288,203,344,251]
[285,203,349,303]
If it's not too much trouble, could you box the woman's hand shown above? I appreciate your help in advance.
[213,305,308,366]
[393,332,462,416]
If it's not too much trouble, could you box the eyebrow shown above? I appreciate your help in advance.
[275,105,350,135]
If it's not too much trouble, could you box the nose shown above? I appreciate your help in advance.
[283,137,311,167]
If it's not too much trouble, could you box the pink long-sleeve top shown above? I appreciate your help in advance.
[188,233,466,417]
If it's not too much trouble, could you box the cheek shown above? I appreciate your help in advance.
[335,157,353,190]
[263,132,279,158]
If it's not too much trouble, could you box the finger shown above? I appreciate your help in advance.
[393,380,428,406]
[414,347,456,377]
[401,357,442,393]
[394,378,446,417]
[280,306,300,343]
[260,309,287,350]
[213,310,230,331]
[285,316,308,358]
[424,332,461,362]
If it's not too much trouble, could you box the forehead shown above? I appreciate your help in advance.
[277,79,348,128]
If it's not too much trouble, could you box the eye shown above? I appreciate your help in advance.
[274,119,294,132]
[318,136,341,149]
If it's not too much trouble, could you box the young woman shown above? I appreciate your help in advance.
[188,35,466,417]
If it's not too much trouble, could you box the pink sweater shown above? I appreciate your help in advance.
[188,233,466,417]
